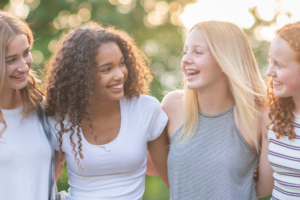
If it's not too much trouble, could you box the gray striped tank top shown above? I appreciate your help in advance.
[168,103,258,200]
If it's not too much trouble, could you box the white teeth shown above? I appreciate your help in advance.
[11,74,25,78]
[186,70,200,74]
[110,84,122,89]
[273,80,283,85]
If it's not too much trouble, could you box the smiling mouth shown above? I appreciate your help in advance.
[108,83,123,89]
[10,74,25,79]
[273,80,283,86]
[186,70,200,77]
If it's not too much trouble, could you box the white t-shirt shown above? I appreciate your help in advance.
[48,95,168,200]
[0,106,51,200]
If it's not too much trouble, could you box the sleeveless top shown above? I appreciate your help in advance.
[168,103,258,200]
[268,113,300,200]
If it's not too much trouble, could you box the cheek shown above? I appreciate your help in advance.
[122,67,129,80]
[284,76,300,90]
[26,54,33,69]
[4,65,14,78]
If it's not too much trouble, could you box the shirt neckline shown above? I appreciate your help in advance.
[80,98,127,150]
[2,105,24,114]
[198,102,235,118]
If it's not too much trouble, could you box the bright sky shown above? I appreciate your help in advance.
[180,0,300,41]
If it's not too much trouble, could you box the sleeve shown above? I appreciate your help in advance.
[140,96,169,142]
[47,116,60,151]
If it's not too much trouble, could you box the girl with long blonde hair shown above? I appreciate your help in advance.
[162,21,266,199]
[257,21,300,200]
[0,11,55,200]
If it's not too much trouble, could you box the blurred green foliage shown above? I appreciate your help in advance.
[0,0,279,199]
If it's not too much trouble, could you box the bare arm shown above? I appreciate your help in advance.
[256,111,274,197]
[146,151,159,176]
[55,151,65,182]
[148,127,170,188]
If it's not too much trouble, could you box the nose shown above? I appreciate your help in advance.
[113,67,125,80]
[266,65,275,78]
[181,52,192,66]
[17,58,29,72]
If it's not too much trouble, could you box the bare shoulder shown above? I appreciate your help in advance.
[161,90,184,139]
[161,90,184,114]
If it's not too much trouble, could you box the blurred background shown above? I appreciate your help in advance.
[1,0,300,199]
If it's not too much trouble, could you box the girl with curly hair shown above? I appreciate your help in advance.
[256,21,300,199]
[0,11,53,200]
[44,22,169,199]
[161,21,266,199]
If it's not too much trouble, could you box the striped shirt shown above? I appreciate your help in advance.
[268,113,300,200]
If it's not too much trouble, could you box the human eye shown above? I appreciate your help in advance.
[101,67,110,72]
[6,58,15,64]
[120,60,126,66]
[24,50,30,57]
[182,51,187,55]
[196,51,202,54]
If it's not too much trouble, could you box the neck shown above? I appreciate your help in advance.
[196,82,233,115]
[88,97,121,119]
[0,88,23,109]
[293,95,300,115]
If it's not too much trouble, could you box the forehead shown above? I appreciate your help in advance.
[270,35,297,62]
[96,42,123,63]
[184,28,208,49]
[6,34,29,55]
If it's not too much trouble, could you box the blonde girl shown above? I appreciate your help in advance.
[162,21,266,199]
[0,11,53,200]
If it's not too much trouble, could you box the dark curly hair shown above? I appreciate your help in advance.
[267,21,300,140]
[44,22,152,172]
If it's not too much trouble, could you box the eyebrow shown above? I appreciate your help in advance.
[183,45,207,49]
[5,46,30,59]
[98,56,124,68]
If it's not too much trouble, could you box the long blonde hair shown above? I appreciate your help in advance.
[179,21,266,150]
[0,11,43,135]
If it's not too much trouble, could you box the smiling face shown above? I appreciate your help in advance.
[94,42,128,101]
[182,28,226,92]
[267,35,300,98]
[4,34,32,90]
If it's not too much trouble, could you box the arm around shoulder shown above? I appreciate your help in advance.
[256,110,274,198]
[148,127,170,188]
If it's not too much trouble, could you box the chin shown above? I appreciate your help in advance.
[273,90,290,98]
[186,82,204,91]
[4,83,28,91]
[106,92,125,101]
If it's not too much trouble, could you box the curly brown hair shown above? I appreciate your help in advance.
[0,11,43,136]
[267,21,300,140]
[44,22,152,172]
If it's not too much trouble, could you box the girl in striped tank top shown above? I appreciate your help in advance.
[257,21,300,199]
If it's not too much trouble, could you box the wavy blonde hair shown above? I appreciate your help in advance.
[267,21,300,140]
[0,11,43,136]
[178,21,266,150]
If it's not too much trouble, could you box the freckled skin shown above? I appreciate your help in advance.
[267,35,300,98]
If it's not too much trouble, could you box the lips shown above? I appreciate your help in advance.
[108,83,123,89]
[10,74,25,79]
[186,70,200,77]
[273,80,283,86]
